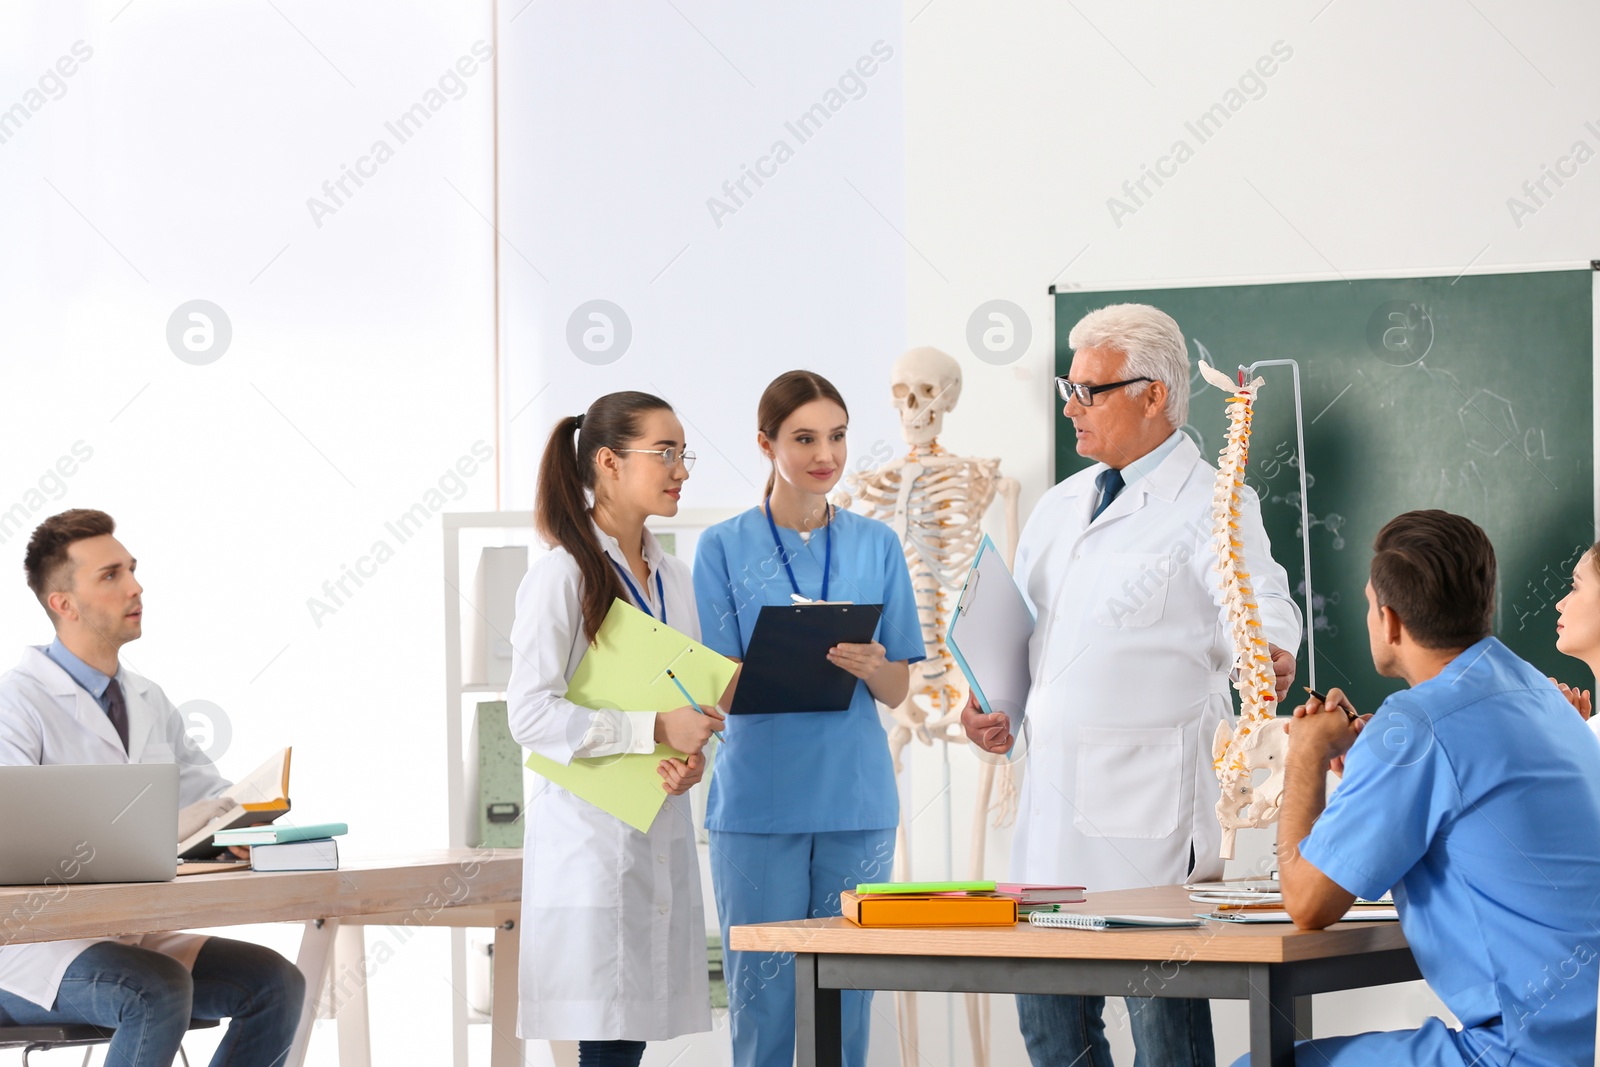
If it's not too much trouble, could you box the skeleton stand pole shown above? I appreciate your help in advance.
[1239,359,1316,690]
[941,702,955,1067]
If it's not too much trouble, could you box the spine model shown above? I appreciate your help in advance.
[1199,361,1285,860]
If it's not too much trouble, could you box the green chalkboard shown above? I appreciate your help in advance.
[1054,269,1595,706]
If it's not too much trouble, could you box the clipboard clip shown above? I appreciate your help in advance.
[955,568,981,617]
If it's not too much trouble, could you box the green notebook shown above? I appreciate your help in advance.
[855,881,998,895]
[525,599,737,833]
[212,821,347,846]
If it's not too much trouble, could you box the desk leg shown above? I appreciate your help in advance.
[288,918,339,1067]
[1247,964,1296,1067]
[490,920,524,1067]
[794,954,842,1067]
[1293,995,1313,1042]
[334,923,373,1067]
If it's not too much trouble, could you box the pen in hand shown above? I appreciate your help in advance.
[1304,686,1359,724]
[666,669,727,745]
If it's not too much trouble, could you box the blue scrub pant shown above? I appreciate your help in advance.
[1226,1017,1494,1066]
[709,828,895,1067]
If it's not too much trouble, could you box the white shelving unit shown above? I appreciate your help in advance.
[440,507,737,1066]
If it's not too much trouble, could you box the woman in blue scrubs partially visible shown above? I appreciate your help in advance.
[693,370,924,1067]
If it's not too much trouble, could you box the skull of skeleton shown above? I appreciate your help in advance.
[891,347,963,448]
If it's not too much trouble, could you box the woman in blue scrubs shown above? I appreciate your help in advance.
[693,370,924,1067]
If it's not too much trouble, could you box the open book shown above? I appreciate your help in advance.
[177,748,292,859]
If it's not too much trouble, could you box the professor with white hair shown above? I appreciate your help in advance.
[962,303,1303,1066]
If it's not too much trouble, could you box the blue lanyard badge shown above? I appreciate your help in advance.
[608,557,666,625]
[763,497,832,603]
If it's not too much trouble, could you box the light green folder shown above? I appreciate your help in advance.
[525,598,737,833]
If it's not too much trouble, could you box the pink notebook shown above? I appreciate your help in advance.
[996,883,1087,904]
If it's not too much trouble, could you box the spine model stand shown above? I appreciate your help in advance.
[1200,361,1288,860]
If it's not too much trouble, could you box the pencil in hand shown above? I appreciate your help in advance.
[1304,686,1359,724]
[666,669,728,745]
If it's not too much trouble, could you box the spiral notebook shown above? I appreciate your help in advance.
[1029,912,1203,930]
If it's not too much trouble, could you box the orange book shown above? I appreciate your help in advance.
[840,889,1017,928]
[176,748,293,859]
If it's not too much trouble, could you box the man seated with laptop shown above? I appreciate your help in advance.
[0,509,304,1067]
[1251,510,1600,1067]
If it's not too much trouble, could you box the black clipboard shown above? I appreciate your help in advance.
[729,603,884,714]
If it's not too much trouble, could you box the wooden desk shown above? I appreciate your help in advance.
[0,850,523,1067]
[731,885,1421,1067]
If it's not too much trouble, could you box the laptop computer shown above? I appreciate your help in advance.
[0,764,179,884]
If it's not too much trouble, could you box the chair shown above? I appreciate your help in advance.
[0,1017,219,1066]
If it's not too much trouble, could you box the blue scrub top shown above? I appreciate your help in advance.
[1301,637,1600,1067]
[693,506,925,834]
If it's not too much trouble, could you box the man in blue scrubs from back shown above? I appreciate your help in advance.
[1251,509,1600,1066]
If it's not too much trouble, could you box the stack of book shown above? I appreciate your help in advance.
[841,881,1017,928]
[213,821,348,871]
[994,883,1087,915]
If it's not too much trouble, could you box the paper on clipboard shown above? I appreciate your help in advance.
[946,535,1034,757]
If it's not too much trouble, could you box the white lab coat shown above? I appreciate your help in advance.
[1011,435,1302,892]
[507,523,711,1041]
[0,646,231,1009]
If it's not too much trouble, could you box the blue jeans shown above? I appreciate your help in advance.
[709,828,895,1067]
[577,1039,645,1066]
[0,937,304,1067]
[1017,992,1215,1067]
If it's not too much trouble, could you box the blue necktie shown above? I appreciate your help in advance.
[1091,467,1125,521]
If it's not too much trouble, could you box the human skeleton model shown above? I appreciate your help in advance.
[833,346,1019,1067]
[1199,361,1289,860]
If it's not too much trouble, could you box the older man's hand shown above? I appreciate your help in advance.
[1268,644,1296,703]
[960,692,1013,754]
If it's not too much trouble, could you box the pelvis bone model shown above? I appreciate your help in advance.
[1199,360,1287,860]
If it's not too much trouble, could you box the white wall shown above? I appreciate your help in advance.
[494,0,907,514]
[0,2,495,1063]
[902,0,1599,1063]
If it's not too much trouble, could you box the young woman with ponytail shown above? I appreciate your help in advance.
[692,371,924,1067]
[507,391,724,1067]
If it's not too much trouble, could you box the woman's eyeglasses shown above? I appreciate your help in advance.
[614,447,696,471]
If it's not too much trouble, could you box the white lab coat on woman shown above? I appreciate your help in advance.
[506,522,711,1041]
[0,646,231,1009]
[1011,434,1302,892]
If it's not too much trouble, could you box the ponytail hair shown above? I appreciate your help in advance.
[756,370,850,498]
[535,390,674,644]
